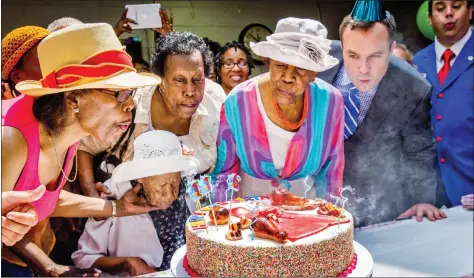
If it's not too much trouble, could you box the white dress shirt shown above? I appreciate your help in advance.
[434,28,472,72]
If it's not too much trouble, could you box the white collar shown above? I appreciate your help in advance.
[435,28,472,61]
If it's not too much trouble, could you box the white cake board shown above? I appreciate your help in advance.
[171,241,373,277]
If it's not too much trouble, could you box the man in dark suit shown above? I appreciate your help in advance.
[318,1,446,227]
[413,0,473,207]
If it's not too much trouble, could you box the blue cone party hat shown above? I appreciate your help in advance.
[350,0,386,22]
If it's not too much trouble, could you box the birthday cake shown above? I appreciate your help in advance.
[185,188,355,277]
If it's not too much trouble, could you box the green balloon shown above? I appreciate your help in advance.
[417,1,436,40]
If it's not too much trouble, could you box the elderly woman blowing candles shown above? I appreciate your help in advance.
[212,18,345,200]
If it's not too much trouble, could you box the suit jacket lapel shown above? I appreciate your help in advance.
[440,32,473,91]
[422,44,441,92]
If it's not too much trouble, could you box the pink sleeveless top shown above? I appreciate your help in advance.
[2,95,79,222]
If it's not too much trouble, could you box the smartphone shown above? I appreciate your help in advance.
[125,3,162,29]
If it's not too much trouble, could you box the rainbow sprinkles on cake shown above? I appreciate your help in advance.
[185,185,358,277]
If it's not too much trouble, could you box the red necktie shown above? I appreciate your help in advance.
[438,49,456,85]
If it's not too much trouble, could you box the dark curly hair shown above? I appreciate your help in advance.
[151,31,214,77]
[32,89,91,136]
[214,41,255,83]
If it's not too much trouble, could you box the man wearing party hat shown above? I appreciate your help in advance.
[413,1,473,207]
[318,0,445,227]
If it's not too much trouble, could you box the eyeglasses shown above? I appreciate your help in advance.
[97,88,137,103]
[222,61,248,69]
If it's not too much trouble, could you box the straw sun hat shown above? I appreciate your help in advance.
[250,17,339,72]
[15,23,160,96]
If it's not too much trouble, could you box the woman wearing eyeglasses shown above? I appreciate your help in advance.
[74,31,225,273]
[1,23,163,277]
[215,41,255,94]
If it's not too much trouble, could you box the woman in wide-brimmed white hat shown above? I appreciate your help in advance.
[72,130,198,276]
[211,18,345,200]
[1,23,163,277]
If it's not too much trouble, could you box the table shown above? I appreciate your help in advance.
[354,206,473,277]
[141,206,473,277]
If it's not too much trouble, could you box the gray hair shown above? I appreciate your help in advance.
[47,17,83,32]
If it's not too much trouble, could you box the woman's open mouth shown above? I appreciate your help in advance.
[117,121,132,131]
[181,103,198,110]
[230,75,242,82]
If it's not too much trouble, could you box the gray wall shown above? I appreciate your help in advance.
[1,0,432,63]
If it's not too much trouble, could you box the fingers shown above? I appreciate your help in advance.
[2,185,46,213]
[1,231,17,246]
[1,225,26,242]
[124,18,138,24]
[131,183,142,194]
[416,206,424,222]
[433,209,442,220]
[2,215,34,234]
[432,208,447,220]
[81,268,102,274]
[121,8,128,19]
[122,23,133,33]
[426,209,436,221]
[5,209,38,227]
[397,207,414,219]
[95,183,111,195]
[21,184,46,202]
[160,8,167,21]
[93,217,107,221]
[3,82,14,99]
[1,216,30,245]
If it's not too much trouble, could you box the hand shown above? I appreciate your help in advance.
[397,203,447,222]
[115,184,168,217]
[2,82,16,99]
[124,257,156,276]
[84,182,111,199]
[1,185,45,246]
[2,185,45,214]
[151,8,173,36]
[113,9,138,37]
[49,264,102,277]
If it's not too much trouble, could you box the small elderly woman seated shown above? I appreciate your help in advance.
[212,18,345,200]
[72,130,199,276]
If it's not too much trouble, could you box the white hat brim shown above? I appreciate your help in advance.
[111,155,199,183]
[15,71,161,97]
[250,41,339,72]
